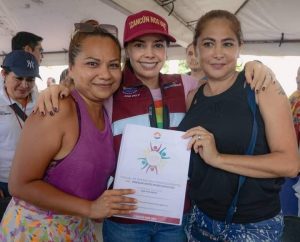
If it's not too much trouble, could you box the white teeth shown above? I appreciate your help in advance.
[93,83,112,86]
[140,62,156,69]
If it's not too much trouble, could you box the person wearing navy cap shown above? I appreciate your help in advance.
[0,50,40,201]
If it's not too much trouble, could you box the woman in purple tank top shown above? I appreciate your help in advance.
[0,20,137,241]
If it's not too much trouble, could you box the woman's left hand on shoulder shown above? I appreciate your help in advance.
[244,61,276,92]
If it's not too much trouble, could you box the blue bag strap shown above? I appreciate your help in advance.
[225,85,258,224]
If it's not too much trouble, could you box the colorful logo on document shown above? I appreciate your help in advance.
[138,131,170,174]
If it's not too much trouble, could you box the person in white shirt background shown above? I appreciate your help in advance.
[0,50,40,198]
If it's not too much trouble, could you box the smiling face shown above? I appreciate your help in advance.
[125,34,167,87]
[196,18,240,82]
[2,70,35,104]
[69,36,121,104]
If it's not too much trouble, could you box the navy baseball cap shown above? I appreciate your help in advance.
[1,50,40,78]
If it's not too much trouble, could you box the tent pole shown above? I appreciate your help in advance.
[235,0,250,15]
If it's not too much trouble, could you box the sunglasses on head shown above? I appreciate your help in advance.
[74,23,118,38]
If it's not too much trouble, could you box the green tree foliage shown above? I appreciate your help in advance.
[161,60,189,74]
[161,62,169,74]
[178,60,189,74]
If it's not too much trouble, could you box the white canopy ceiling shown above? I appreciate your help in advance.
[1,0,300,65]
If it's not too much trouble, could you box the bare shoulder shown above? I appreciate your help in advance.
[256,79,292,132]
[268,80,286,95]
[57,96,77,118]
[26,96,76,132]
[257,80,288,106]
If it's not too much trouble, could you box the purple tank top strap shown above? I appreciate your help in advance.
[44,89,115,200]
[71,89,110,137]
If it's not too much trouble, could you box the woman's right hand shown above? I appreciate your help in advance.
[89,189,137,220]
[34,84,71,115]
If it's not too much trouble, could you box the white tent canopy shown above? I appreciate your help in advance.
[1,0,300,65]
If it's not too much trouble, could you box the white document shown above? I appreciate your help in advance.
[113,124,191,225]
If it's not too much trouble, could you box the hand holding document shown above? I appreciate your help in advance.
[113,124,191,225]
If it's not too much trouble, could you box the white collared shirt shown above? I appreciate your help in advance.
[0,84,38,182]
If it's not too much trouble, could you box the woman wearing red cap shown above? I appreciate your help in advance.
[105,10,277,242]
[35,10,277,242]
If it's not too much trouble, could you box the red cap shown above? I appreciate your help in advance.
[123,10,176,45]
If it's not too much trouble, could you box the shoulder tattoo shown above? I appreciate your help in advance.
[275,82,286,96]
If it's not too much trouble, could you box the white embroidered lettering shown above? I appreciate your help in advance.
[26,60,34,69]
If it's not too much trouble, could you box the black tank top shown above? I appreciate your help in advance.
[178,71,283,223]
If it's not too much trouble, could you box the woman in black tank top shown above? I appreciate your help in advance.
[179,10,299,242]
